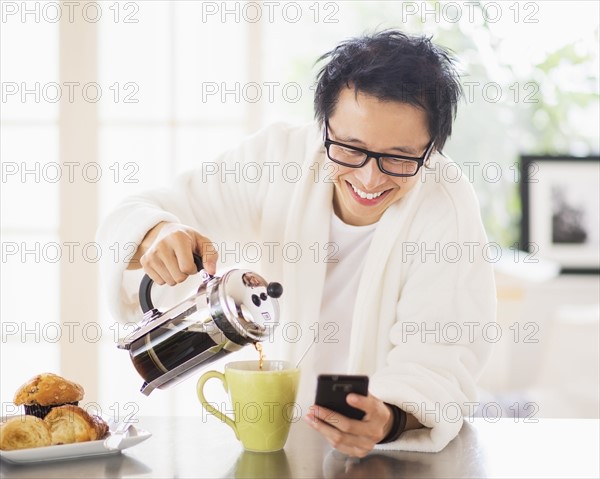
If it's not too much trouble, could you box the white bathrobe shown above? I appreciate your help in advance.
[97,121,497,453]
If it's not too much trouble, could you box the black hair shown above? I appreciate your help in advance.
[313,30,462,150]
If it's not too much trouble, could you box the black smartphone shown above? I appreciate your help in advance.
[315,374,369,420]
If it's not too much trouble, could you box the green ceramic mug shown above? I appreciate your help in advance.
[197,360,301,452]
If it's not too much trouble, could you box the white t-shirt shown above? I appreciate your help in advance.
[313,211,377,373]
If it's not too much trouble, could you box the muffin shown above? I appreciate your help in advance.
[13,373,84,419]
[44,405,109,445]
[0,415,52,450]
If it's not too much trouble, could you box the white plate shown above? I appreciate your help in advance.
[0,426,151,465]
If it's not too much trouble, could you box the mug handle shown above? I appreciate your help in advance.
[196,371,239,440]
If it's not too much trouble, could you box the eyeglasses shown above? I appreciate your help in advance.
[324,120,434,177]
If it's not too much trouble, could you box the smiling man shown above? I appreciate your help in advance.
[326,88,433,226]
[98,30,496,456]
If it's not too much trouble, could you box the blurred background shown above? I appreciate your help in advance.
[1,1,599,421]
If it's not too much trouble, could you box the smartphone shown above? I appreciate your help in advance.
[315,374,369,420]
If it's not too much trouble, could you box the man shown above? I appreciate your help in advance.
[98,30,496,456]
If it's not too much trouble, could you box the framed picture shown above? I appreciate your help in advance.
[520,155,600,274]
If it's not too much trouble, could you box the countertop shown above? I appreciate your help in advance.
[1,417,598,478]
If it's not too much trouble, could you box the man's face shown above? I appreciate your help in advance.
[327,87,432,226]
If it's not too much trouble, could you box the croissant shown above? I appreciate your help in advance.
[0,415,52,450]
[44,405,108,445]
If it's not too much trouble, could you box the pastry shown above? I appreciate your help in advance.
[90,414,109,440]
[13,373,84,418]
[44,405,108,445]
[0,415,52,450]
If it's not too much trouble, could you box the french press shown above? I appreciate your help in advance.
[118,254,283,395]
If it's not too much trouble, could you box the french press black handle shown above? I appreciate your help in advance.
[139,253,204,313]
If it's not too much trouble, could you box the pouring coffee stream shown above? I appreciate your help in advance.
[118,253,283,395]
[254,342,265,370]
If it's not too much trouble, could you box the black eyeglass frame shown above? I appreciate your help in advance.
[323,120,435,177]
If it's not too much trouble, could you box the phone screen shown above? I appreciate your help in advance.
[315,374,369,420]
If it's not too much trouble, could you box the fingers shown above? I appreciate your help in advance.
[310,406,350,431]
[140,251,180,286]
[346,393,373,418]
[172,240,200,277]
[195,235,218,276]
[140,260,171,286]
[348,394,394,442]
[307,405,375,438]
[140,224,219,284]
[163,249,191,284]
[304,410,374,458]
[303,394,394,457]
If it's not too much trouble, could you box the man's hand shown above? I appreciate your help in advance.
[129,221,218,284]
[303,393,394,458]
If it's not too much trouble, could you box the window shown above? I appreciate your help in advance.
[1,16,60,412]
